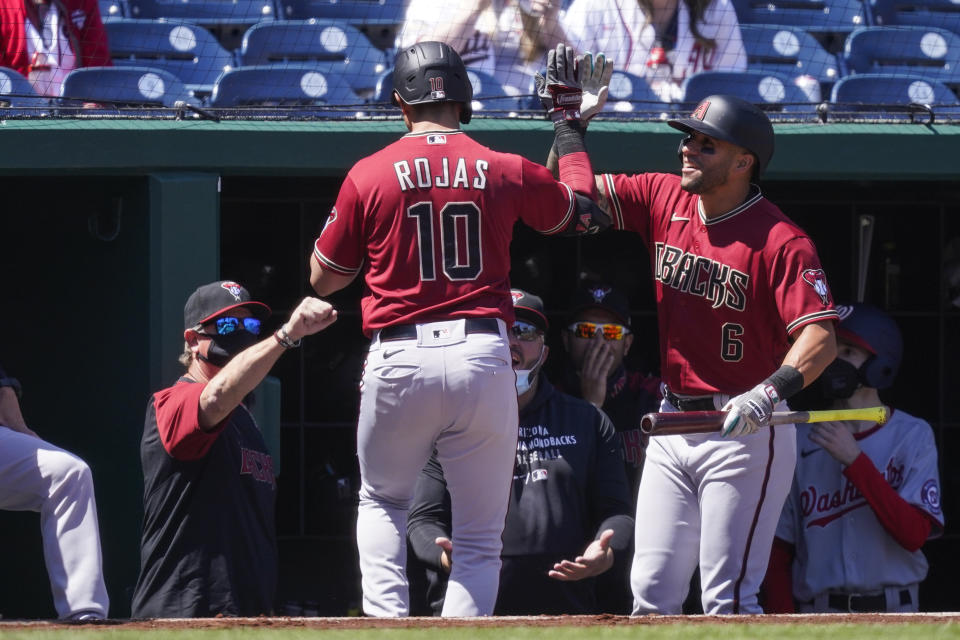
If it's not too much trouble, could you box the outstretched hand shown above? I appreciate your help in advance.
[578,52,613,123]
[548,529,615,581]
[535,43,582,122]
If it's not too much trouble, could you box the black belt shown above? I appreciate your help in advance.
[379,318,501,342]
[827,589,911,612]
[663,386,716,412]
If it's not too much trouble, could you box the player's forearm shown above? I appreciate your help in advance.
[781,320,838,387]
[843,453,933,551]
[198,336,286,429]
[760,537,796,613]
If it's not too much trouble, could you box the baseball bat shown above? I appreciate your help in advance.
[640,406,889,436]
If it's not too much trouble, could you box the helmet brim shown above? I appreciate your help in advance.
[668,118,738,149]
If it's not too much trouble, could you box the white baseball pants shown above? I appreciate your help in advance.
[0,427,109,619]
[355,318,517,617]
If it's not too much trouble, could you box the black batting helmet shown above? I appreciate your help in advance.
[836,303,903,389]
[668,94,775,176]
[392,41,473,124]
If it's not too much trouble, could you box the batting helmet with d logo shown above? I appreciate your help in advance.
[392,41,473,124]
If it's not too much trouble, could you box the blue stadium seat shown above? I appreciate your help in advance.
[105,19,235,98]
[681,70,819,114]
[830,72,960,118]
[371,67,525,115]
[0,66,52,114]
[869,0,960,35]
[730,0,869,31]
[126,0,276,24]
[842,26,960,89]
[602,70,672,116]
[277,0,403,23]
[239,20,387,93]
[99,0,127,18]
[739,24,841,95]
[60,66,199,108]
[209,64,362,115]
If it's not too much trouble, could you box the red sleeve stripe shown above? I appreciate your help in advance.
[313,246,361,275]
[538,181,576,235]
[786,310,840,335]
[603,173,624,229]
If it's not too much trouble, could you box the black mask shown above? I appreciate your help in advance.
[819,358,862,399]
[198,331,259,367]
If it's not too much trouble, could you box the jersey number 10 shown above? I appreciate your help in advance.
[407,201,482,281]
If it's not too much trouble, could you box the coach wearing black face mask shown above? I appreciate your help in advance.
[131,281,337,618]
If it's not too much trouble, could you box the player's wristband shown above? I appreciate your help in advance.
[763,364,804,401]
[553,119,587,157]
[274,326,301,349]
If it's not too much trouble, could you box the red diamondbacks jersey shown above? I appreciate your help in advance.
[604,172,838,395]
[314,130,578,335]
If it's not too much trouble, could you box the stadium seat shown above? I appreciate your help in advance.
[602,70,672,116]
[99,0,126,18]
[829,72,960,118]
[126,0,276,24]
[209,64,363,115]
[869,0,960,35]
[276,0,404,24]
[106,19,235,98]
[372,67,525,115]
[239,20,388,94]
[681,70,819,114]
[730,0,869,31]
[0,66,52,114]
[739,24,841,97]
[60,66,199,108]
[842,26,960,89]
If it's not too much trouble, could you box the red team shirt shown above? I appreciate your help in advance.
[314,130,585,336]
[604,172,838,395]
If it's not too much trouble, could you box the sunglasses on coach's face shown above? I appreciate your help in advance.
[510,320,544,342]
[568,321,630,341]
[197,316,263,336]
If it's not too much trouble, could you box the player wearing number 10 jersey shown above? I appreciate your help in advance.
[310,42,608,618]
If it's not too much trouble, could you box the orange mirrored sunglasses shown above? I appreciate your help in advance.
[568,321,630,341]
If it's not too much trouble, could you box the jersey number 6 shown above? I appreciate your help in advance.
[407,201,483,282]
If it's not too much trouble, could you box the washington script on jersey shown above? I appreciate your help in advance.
[655,241,749,310]
[799,457,906,528]
[394,155,490,192]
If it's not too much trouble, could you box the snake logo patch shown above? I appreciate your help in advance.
[801,268,831,305]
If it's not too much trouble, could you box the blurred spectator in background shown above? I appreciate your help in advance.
[396,0,570,95]
[407,288,634,615]
[562,0,746,102]
[0,0,111,96]
[762,303,943,613]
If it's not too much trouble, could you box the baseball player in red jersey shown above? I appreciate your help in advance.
[575,94,840,614]
[309,42,610,617]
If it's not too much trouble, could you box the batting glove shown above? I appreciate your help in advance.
[721,382,780,438]
[535,43,582,122]
[578,52,613,123]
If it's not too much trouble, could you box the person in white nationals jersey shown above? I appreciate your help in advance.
[762,303,944,613]
[309,42,610,617]
[555,91,841,614]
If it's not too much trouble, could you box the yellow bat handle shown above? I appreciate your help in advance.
[780,406,889,425]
